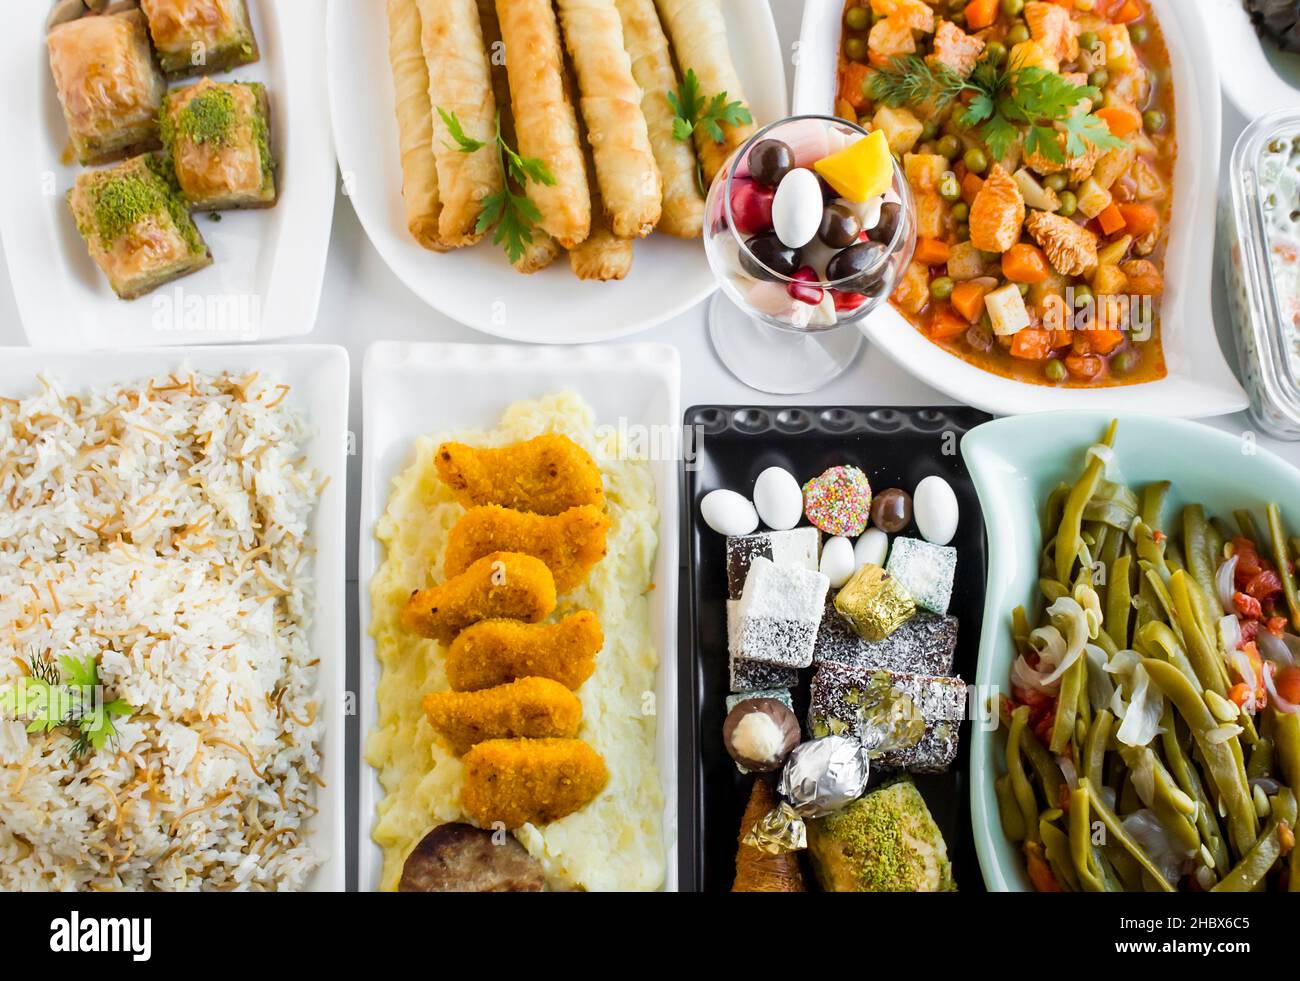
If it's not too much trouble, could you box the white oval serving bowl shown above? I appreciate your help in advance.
[793,0,1248,419]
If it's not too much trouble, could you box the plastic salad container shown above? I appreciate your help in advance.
[1225,108,1300,438]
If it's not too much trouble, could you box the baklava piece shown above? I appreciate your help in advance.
[138,0,260,77]
[68,154,213,300]
[161,78,276,210]
[47,10,165,165]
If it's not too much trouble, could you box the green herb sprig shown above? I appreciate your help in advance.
[438,108,556,264]
[0,652,135,761]
[667,68,753,144]
[869,56,1123,165]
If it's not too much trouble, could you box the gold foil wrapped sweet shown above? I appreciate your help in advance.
[742,802,807,855]
[857,671,926,756]
[833,565,916,642]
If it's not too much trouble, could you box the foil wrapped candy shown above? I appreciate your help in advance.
[742,735,869,854]
[743,685,929,854]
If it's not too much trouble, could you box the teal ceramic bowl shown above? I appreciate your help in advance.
[961,412,1300,892]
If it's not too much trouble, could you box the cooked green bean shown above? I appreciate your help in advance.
[1040,817,1080,892]
[1161,706,1229,876]
[1169,570,1228,695]
[1141,658,1260,856]
[1236,508,1263,544]
[1266,504,1300,631]
[1008,706,1041,843]
[1275,711,1300,793]
[1069,785,1109,892]
[1050,652,1085,755]
[996,774,1026,842]
[1001,421,1299,892]
[1039,578,1069,604]
[1141,481,1170,532]
[1012,604,1031,658]
[1183,505,1220,610]
[1000,700,1066,805]
[1084,710,1113,784]
[1211,790,1297,892]
[1055,420,1118,585]
[1135,621,1200,689]
[1083,778,1176,892]
[1107,555,1132,648]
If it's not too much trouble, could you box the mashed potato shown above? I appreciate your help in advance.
[367,392,664,891]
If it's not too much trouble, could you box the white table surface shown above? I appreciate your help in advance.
[0,1,1290,891]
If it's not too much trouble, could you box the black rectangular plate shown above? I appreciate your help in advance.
[682,405,991,893]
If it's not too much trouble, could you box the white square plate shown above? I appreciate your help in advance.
[0,345,349,891]
[793,0,1248,419]
[0,1,335,348]
[358,341,681,891]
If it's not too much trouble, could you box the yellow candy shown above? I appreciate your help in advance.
[814,129,893,203]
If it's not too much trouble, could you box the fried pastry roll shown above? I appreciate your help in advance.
[387,0,445,250]
[415,0,503,247]
[612,0,705,238]
[556,0,662,239]
[495,0,591,248]
[654,0,754,185]
[477,0,561,272]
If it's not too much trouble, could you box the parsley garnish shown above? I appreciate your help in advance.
[869,56,1123,165]
[438,108,556,264]
[0,652,135,761]
[667,68,753,144]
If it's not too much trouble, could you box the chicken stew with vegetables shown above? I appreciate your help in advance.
[837,0,1175,387]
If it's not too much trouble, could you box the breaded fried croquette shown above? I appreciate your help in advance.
[444,504,610,593]
[434,434,605,516]
[423,677,583,755]
[401,552,556,644]
[461,738,609,829]
[446,611,604,691]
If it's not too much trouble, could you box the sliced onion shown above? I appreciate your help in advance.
[1249,776,1282,795]
[1207,723,1245,744]
[1087,443,1117,479]
[1257,628,1299,667]
[1108,652,1165,747]
[1012,624,1080,694]
[1057,754,1079,790]
[1230,649,1258,688]
[1216,555,1239,614]
[1218,614,1242,657]
[1262,661,1300,715]
[1084,644,1116,711]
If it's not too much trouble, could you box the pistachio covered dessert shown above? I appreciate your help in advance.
[162,77,277,211]
[67,153,212,300]
[807,779,955,892]
[139,0,260,77]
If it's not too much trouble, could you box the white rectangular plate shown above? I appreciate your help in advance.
[0,344,349,891]
[358,341,682,891]
[0,1,335,348]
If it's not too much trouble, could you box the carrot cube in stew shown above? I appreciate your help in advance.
[964,0,999,30]
[1002,243,1050,284]
[950,281,992,322]
[1097,204,1127,236]
[915,238,951,265]
[1010,328,1054,361]
[1117,203,1159,237]
[928,307,970,339]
